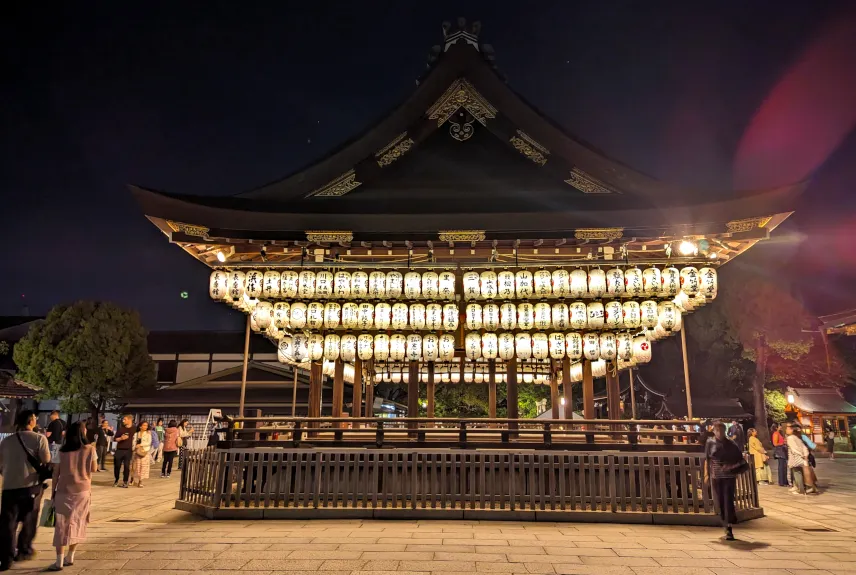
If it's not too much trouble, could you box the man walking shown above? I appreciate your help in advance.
[95,419,114,472]
[0,410,51,571]
[113,415,136,488]
[45,410,65,463]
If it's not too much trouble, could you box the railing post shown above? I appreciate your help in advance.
[292,420,303,447]
[543,423,552,447]
[375,420,384,448]
[459,421,468,448]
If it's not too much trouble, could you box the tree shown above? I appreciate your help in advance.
[13,301,156,422]
[764,389,788,424]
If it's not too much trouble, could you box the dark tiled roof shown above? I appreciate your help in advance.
[0,376,41,399]
[791,388,856,414]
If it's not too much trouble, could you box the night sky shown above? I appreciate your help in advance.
[3,1,855,331]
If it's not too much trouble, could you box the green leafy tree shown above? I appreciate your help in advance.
[764,389,788,424]
[0,341,9,356]
[518,384,552,419]
[13,301,156,422]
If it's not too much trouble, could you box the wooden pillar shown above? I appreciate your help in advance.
[606,363,621,419]
[238,315,251,419]
[427,361,436,421]
[408,360,419,431]
[550,358,560,420]
[562,357,573,420]
[507,358,519,430]
[629,367,638,420]
[291,366,299,417]
[582,359,595,419]
[488,360,497,424]
[308,361,323,435]
[681,326,693,420]
[332,359,345,426]
[352,357,362,427]
[364,359,374,419]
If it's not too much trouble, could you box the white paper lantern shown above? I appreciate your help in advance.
[591,359,607,378]
[333,271,352,298]
[569,302,588,329]
[404,272,421,299]
[465,303,483,330]
[292,333,309,362]
[588,268,607,298]
[297,270,316,299]
[474,270,495,300]
[244,270,263,299]
[599,332,617,361]
[652,324,668,340]
[357,334,374,360]
[616,332,633,361]
[515,270,534,299]
[425,303,443,330]
[582,332,600,360]
[462,271,480,300]
[409,303,426,330]
[340,334,357,362]
[391,303,409,330]
[385,271,403,299]
[604,300,623,329]
[368,271,387,298]
[465,332,482,360]
[673,306,683,331]
[209,271,228,300]
[279,270,297,298]
[390,334,406,361]
[341,302,359,329]
[515,332,532,360]
[532,332,549,360]
[422,333,439,362]
[500,302,517,330]
[374,333,390,361]
[351,271,368,299]
[252,301,273,331]
[435,270,453,300]
[290,302,307,329]
[633,335,652,363]
[306,302,324,329]
[407,334,423,361]
[438,334,455,361]
[498,332,515,360]
[479,303,498,331]
[534,302,552,330]
[324,334,341,361]
[566,333,583,360]
[442,304,459,331]
[262,271,281,299]
[570,362,583,382]
[533,270,553,298]
[308,334,324,361]
[586,302,605,329]
[497,271,515,299]
[551,303,569,330]
[570,269,588,298]
[699,267,718,299]
[422,272,440,300]
[315,271,333,299]
[552,269,570,298]
[357,302,374,330]
[274,302,290,329]
[640,300,659,330]
[642,267,661,296]
[679,266,700,296]
[482,333,498,359]
[622,301,641,329]
[674,290,693,313]
[392,372,402,383]
[374,302,391,330]
[661,267,680,297]
[624,267,643,297]
[277,337,293,363]
[658,301,678,331]
[606,268,625,296]
[693,290,707,308]
[548,332,565,359]
[228,271,246,301]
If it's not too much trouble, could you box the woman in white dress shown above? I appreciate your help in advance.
[129,421,152,488]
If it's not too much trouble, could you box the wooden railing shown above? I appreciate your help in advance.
[177,446,761,524]
[220,417,702,451]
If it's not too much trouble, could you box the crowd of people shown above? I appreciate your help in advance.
[0,410,194,571]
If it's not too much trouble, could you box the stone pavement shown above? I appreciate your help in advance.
[6,459,856,575]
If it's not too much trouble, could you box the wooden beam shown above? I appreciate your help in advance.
[427,361,436,422]
[606,363,621,419]
[238,315,251,418]
[681,326,693,420]
[352,357,363,427]
[562,356,573,420]
[364,359,375,419]
[507,358,519,430]
[550,358,560,420]
[408,361,419,432]
[488,360,497,425]
[582,360,594,419]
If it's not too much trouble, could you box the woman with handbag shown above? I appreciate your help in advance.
[771,423,789,487]
[786,424,816,495]
[160,421,180,478]
[49,421,97,571]
[748,428,771,484]
[705,422,746,541]
[177,419,193,470]
[129,421,152,488]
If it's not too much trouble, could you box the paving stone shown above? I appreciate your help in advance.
[434,552,505,562]
[579,556,658,566]
[244,559,324,570]
[398,560,476,571]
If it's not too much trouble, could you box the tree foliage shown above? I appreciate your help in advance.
[764,389,788,424]
[13,301,155,420]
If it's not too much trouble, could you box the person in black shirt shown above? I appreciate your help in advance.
[705,422,745,541]
[95,420,114,472]
[112,415,136,488]
[45,411,65,447]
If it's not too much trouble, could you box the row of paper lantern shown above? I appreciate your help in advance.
[252,301,460,332]
[210,266,718,303]
[367,360,620,384]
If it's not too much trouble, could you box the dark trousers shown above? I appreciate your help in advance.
[0,486,44,568]
[777,456,789,486]
[96,444,109,470]
[114,449,132,483]
[712,476,737,527]
[162,451,177,475]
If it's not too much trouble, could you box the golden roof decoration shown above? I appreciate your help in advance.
[375,132,415,167]
[427,78,497,127]
[306,231,354,243]
[574,228,624,241]
[565,168,617,194]
[509,130,549,166]
[726,216,773,233]
[438,230,486,242]
[166,220,210,238]
[309,169,363,197]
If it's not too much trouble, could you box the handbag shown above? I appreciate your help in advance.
[720,459,749,475]
[134,444,148,457]
[16,433,53,483]
[40,501,56,527]
[176,436,184,448]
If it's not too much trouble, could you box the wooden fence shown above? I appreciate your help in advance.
[178,447,762,524]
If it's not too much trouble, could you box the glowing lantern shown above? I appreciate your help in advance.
[515,332,532,360]
[391,303,409,330]
[523,372,534,384]
[442,304,459,330]
[586,302,605,329]
[374,333,390,361]
[290,302,307,329]
[533,270,553,298]
[465,332,482,360]
[624,267,643,297]
[306,302,324,329]
[674,290,693,313]
[404,272,421,299]
[498,332,515,360]
[374,302,391,330]
[357,303,374,330]
[588,268,606,298]
[640,300,659,330]
[392,372,402,383]
[477,270,496,300]
[209,271,228,300]
[390,334,406,361]
[315,271,333,299]
[409,303,426,330]
[693,290,707,308]
[292,334,309,362]
[357,334,374,360]
[599,332,617,361]
[407,334,423,361]
[658,301,678,331]
[533,302,551,330]
[340,335,357,362]
[497,271,515,299]
[500,302,517,330]
[274,302,290,329]
[324,334,341,361]
[245,270,264,299]
[551,303,569,330]
[422,333,439,362]
[422,272,439,299]
[569,302,588,329]
[482,303,500,331]
[661,267,680,297]
[606,268,624,296]
[297,270,316,299]
[465,303,483,330]
[699,267,718,299]
[566,332,583,359]
[642,267,661,296]
[341,302,359,329]
[570,269,588,297]
[368,271,387,298]
[652,324,667,340]
[280,270,299,298]
[549,332,566,359]
[250,314,260,333]
[582,332,600,360]
[333,271,351,299]
[516,302,534,330]
[570,362,583,382]
[438,334,455,361]
[262,271,281,299]
[386,271,403,298]
[633,335,652,363]
[515,270,534,299]
[252,301,273,332]
[482,333,498,359]
[591,359,607,378]
[462,272,481,300]
[277,337,293,363]
[679,266,699,296]
[228,271,246,301]
[673,306,683,331]
[604,300,623,329]
[308,334,324,361]
[351,271,369,299]
[425,303,443,330]
[552,269,570,298]
[438,271,455,299]
[622,300,641,329]
[532,332,549,360]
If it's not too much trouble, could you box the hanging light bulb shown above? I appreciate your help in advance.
[679,240,696,256]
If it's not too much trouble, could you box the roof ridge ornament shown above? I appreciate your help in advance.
[308,169,362,197]
[427,78,497,127]
[442,18,481,52]
[564,168,617,194]
[510,130,550,166]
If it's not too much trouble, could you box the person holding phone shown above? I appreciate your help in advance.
[129,422,152,488]
[112,415,136,488]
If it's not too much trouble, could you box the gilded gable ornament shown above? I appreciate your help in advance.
[439,230,486,242]
[574,228,624,241]
[726,216,773,233]
[309,169,362,197]
[510,131,549,166]
[166,220,210,238]
[427,78,497,128]
[564,168,616,194]
[375,133,415,167]
[306,231,354,243]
